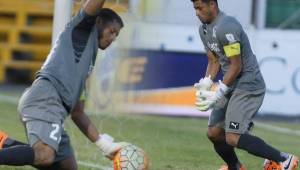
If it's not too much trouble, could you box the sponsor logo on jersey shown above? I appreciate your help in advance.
[207,42,220,53]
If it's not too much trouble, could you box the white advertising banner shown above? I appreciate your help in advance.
[254,30,300,115]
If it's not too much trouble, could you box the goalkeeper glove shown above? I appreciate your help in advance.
[195,80,229,111]
[194,75,213,91]
[95,133,129,159]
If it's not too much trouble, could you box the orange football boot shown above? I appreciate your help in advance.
[263,154,299,170]
[0,131,8,149]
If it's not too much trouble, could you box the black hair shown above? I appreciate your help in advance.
[97,8,124,27]
[190,0,218,6]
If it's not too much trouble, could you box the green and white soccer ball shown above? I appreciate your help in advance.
[113,144,149,170]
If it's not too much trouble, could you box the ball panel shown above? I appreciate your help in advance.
[113,144,149,170]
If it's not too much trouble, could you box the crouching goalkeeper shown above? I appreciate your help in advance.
[0,0,128,169]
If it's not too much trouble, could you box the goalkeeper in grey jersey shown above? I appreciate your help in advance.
[191,0,298,170]
[0,0,129,169]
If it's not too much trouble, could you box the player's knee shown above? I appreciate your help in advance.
[207,127,224,142]
[59,157,78,170]
[225,133,240,147]
[62,163,78,170]
[33,141,55,167]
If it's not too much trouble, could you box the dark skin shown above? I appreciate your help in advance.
[97,20,122,50]
[31,0,123,169]
[71,100,99,143]
[83,0,122,50]
[193,0,243,162]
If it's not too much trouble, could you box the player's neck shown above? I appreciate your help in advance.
[209,9,220,25]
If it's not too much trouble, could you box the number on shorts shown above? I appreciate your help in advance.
[50,124,59,141]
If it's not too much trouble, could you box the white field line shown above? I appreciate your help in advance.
[0,94,19,104]
[255,122,300,136]
[0,94,112,170]
[78,161,112,170]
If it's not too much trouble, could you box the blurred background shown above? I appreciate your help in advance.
[0,0,299,170]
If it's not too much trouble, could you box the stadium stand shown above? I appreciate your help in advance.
[0,0,127,83]
[0,0,54,82]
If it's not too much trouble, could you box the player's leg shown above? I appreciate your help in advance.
[37,154,77,170]
[56,154,77,170]
[52,130,77,170]
[0,77,70,167]
[208,127,242,170]
[0,119,63,167]
[34,130,77,170]
[0,130,30,149]
[0,130,35,166]
[32,140,56,166]
[0,142,35,166]
[224,89,297,168]
[207,96,243,170]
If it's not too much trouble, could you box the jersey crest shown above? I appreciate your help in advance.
[225,34,237,43]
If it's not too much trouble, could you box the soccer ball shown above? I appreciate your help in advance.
[113,144,149,170]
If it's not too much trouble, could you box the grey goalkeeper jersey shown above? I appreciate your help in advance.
[199,11,265,91]
[38,10,98,113]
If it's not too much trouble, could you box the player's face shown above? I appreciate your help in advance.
[98,21,122,50]
[193,0,215,24]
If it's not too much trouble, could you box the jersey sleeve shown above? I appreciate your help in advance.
[216,19,242,58]
[70,9,97,60]
[69,9,97,30]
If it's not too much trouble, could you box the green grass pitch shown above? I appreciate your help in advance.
[0,97,299,170]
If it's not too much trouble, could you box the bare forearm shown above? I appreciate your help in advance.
[205,51,220,80]
[72,113,99,142]
[206,61,220,80]
[222,63,241,86]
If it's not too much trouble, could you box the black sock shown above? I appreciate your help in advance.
[3,138,27,148]
[0,145,34,166]
[237,134,285,162]
[214,140,240,170]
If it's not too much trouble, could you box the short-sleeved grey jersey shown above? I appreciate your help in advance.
[199,11,265,91]
[37,10,98,113]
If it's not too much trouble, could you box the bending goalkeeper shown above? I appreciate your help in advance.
[191,0,299,170]
[0,0,128,169]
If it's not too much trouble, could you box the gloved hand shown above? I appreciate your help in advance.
[194,75,213,91]
[195,80,229,111]
[95,133,129,159]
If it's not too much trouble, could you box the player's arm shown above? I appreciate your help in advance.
[222,52,242,86]
[71,100,128,159]
[71,100,99,142]
[193,50,219,91]
[218,20,243,86]
[83,0,106,16]
[206,50,220,81]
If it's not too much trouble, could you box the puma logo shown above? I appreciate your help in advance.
[231,122,238,128]
[229,121,240,130]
